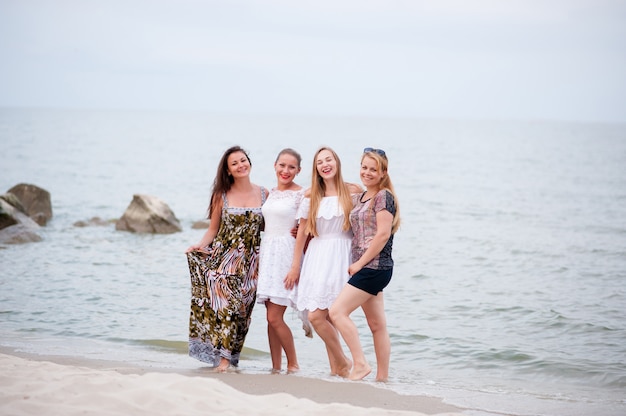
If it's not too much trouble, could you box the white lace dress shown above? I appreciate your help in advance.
[257,188,305,307]
[295,196,352,312]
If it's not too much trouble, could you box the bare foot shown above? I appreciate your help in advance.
[375,376,388,382]
[287,365,300,374]
[299,310,314,338]
[214,365,229,373]
[215,358,230,373]
[349,363,372,381]
[271,368,281,375]
[336,358,353,378]
[302,321,313,338]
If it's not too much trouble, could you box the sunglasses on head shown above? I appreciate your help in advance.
[363,147,386,157]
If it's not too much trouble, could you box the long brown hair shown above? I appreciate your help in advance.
[207,145,251,218]
[362,150,401,234]
[306,147,353,236]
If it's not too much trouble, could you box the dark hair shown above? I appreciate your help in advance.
[208,145,251,217]
[275,148,302,167]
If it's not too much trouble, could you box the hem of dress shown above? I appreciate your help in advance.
[256,295,294,308]
[188,338,240,367]
[296,303,332,312]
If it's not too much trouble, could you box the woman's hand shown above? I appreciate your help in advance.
[186,244,211,254]
[284,268,300,290]
[348,262,363,276]
[185,244,200,253]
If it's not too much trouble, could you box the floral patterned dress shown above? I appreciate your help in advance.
[186,188,266,366]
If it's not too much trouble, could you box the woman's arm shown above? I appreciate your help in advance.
[347,182,364,194]
[284,219,308,289]
[185,197,223,253]
[348,209,393,275]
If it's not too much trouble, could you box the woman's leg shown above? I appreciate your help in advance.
[330,285,373,380]
[308,308,351,377]
[266,303,282,372]
[361,293,390,382]
[266,301,299,373]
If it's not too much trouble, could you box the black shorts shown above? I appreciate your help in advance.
[348,267,393,295]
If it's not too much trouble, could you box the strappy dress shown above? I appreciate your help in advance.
[186,188,267,366]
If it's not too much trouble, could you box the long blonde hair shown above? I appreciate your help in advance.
[306,147,353,236]
[363,150,401,234]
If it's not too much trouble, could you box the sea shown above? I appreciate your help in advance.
[1,108,625,416]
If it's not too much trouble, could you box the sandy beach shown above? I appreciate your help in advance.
[0,348,465,416]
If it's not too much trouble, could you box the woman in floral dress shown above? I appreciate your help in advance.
[186,145,267,372]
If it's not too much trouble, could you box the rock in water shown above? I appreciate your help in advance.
[0,194,42,244]
[7,183,53,226]
[115,194,182,234]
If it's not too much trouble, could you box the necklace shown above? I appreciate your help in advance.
[360,191,374,203]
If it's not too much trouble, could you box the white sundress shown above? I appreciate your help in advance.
[295,196,352,312]
[257,188,305,308]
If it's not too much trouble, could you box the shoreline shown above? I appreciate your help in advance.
[0,346,466,415]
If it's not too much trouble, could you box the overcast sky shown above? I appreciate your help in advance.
[1,0,625,123]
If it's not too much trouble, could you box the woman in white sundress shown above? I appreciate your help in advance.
[257,148,309,374]
[285,146,362,378]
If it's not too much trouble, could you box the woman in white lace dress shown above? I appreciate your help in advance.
[257,148,306,374]
[285,147,362,378]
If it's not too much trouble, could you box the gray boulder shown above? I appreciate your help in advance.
[0,223,42,244]
[115,194,182,234]
[73,217,113,227]
[191,219,210,229]
[0,194,21,230]
[7,183,53,226]
[0,195,42,244]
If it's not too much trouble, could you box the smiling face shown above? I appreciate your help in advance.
[360,155,384,189]
[227,150,251,179]
[274,153,301,187]
[316,149,337,181]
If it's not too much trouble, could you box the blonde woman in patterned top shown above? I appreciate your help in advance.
[330,147,400,382]
[186,145,267,373]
